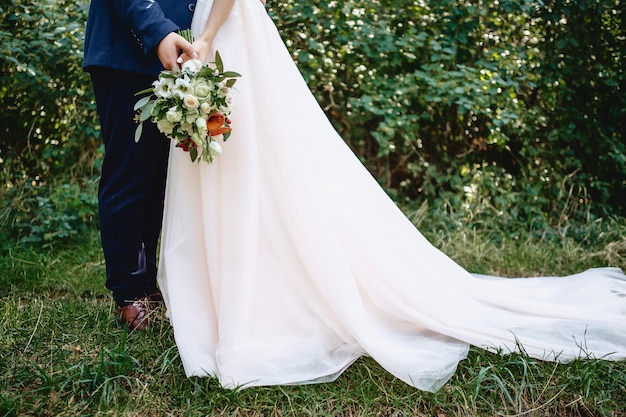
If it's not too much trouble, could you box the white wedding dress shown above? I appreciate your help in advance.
[158,0,626,392]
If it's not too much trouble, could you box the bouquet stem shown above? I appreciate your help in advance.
[179,28,194,43]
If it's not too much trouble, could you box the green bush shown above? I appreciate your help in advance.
[268,0,625,228]
[0,0,99,177]
[0,0,101,246]
[1,0,624,247]
[0,179,98,249]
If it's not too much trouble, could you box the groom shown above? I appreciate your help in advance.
[83,0,198,330]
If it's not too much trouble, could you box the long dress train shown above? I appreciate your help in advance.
[157,0,626,392]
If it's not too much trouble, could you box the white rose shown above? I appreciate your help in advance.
[200,102,212,114]
[185,109,199,123]
[181,122,193,135]
[182,58,204,74]
[183,94,200,109]
[156,119,175,135]
[165,106,183,123]
[191,79,213,101]
[196,117,208,132]
[208,140,222,155]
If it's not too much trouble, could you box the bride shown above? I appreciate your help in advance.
[157,0,626,392]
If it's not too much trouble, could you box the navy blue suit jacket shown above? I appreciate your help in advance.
[83,0,197,77]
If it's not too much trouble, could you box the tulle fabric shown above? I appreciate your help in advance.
[158,0,626,392]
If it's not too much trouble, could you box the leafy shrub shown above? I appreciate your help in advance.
[268,0,625,227]
[1,0,99,178]
[0,0,101,246]
[0,178,98,249]
[1,0,624,248]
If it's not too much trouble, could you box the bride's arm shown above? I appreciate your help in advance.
[193,0,236,62]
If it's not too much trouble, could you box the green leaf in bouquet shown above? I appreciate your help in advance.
[139,101,155,122]
[134,95,151,111]
[197,66,215,78]
[223,131,231,141]
[214,50,224,73]
[134,87,153,97]
[190,147,198,162]
[225,79,238,88]
[159,71,178,79]
[221,71,241,78]
[134,123,143,143]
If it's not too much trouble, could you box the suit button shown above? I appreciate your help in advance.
[188,3,195,11]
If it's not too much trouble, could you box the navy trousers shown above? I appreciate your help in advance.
[90,67,170,306]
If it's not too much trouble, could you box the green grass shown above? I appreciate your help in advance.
[1,216,625,417]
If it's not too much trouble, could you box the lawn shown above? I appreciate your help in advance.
[1,215,625,416]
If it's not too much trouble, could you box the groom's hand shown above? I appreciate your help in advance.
[157,32,198,71]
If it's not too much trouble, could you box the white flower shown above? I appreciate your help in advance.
[182,58,204,74]
[165,106,183,123]
[185,109,199,123]
[225,95,233,106]
[191,78,213,101]
[136,50,240,164]
[180,122,194,135]
[153,77,174,98]
[172,75,192,98]
[196,116,208,132]
[208,140,222,155]
[156,119,175,135]
[183,94,200,109]
[200,102,212,114]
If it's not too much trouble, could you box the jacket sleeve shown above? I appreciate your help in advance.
[110,0,181,55]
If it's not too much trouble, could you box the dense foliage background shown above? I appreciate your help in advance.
[1,0,624,247]
[270,0,625,227]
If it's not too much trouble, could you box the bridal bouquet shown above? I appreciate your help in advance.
[134,37,240,163]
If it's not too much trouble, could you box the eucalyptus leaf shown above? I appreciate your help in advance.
[140,101,155,122]
[134,95,151,111]
[134,88,153,96]
[134,123,143,143]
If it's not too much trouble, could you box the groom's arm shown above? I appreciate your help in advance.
[109,0,196,69]
[109,0,178,54]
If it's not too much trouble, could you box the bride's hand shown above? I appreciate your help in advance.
[192,38,212,63]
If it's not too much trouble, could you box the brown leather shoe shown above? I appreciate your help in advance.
[116,298,151,331]
[147,290,164,307]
